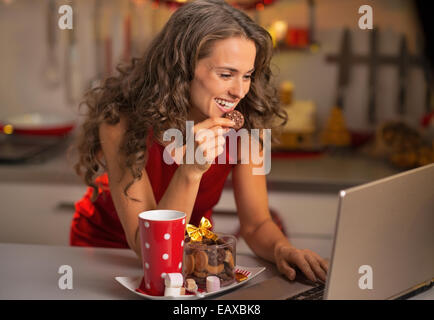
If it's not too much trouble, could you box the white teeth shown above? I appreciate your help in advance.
[215,98,235,109]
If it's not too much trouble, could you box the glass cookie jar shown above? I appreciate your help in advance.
[182,234,236,289]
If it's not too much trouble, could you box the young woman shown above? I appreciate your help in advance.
[71,0,328,283]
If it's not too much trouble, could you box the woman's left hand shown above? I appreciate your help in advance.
[274,242,329,283]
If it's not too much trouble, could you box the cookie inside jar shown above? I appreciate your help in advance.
[182,233,236,290]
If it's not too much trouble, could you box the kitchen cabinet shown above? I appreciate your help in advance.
[0,180,338,259]
[0,143,399,257]
[0,182,87,246]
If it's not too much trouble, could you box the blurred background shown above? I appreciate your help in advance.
[0,0,433,256]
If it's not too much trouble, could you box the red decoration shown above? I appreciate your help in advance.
[151,0,277,11]
[228,0,277,10]
[285,28,310,48]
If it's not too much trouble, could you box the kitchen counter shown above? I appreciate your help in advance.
[1,242,432,300]
[0,242,277,300]
[0,134,400,192]
[266,151,400,192]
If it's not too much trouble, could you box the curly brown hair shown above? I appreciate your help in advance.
[73,0,287,201]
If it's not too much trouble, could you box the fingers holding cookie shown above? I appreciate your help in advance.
[224,110,244,130]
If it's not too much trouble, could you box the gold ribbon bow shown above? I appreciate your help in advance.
[186,217,218,242]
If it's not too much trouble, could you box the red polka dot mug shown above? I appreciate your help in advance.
[137,210,186,296]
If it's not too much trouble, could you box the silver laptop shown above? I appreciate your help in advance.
[219,163,434,300]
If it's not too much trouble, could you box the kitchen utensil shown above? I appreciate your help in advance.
[42,0,60,88]
[0,112,76,136]
[104,37,113,77]
[122,2,132,63]
[308,0,316,46]
[111,4,123,72]
[336,28,351,110]
[420,54,433,131]
[424,68,432,116]
[367,28,378,124]
[64,1,82,105]
[99,4,113,78]
[397,34,408,116]
[321,28,351,147]
[0,134,66,164]
[88,0,103,90]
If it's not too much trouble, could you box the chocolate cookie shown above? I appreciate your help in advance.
[201,238,215,245]
[216,238,226,245]
[184,254,195,274]
[183,235,236,290]
[206,247,224,264]
[190,275,207,289]
[225,110,244,130]
[206,263,224,275]
[223,250,235,268]
[224,263,234,277]
[193,270,208,278]
[194,250,208,272]
[219,272,235,286]
[217,248,226,263]
[207,249,219,266]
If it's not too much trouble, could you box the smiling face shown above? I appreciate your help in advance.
[188,37,256,122]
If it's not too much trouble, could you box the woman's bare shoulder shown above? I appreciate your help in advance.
[99,116,128,143]
[98,116,130,170]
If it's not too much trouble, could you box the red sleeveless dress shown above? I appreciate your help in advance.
[70,133,237,249]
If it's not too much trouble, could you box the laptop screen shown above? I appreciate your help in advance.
[325,164,434,300]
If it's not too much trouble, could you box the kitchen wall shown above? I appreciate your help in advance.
[1,0,427,252]
[0,0,426,133]
[0,0,170,119]
[263,0,425,132]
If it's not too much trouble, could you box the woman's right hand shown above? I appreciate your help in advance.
[178,117,235,178]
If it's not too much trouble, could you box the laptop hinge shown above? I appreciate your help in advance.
[389,278,434,300]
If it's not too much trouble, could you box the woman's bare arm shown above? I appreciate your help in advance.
[99,118,202,257]
[232,137,328,282]
[99,117,233,257]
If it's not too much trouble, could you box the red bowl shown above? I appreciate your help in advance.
[0,112,76,137]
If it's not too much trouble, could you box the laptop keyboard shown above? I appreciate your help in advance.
[287,283,325,300]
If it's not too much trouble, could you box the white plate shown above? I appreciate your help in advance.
[115,265,265,300]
